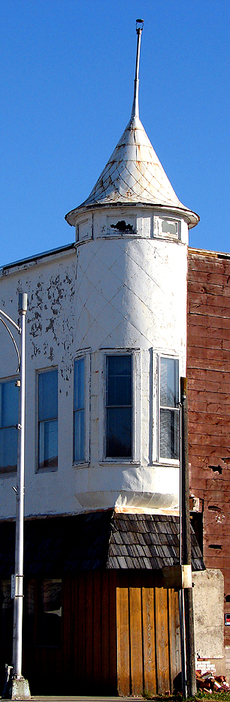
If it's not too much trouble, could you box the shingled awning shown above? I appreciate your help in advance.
[0,511,205,577]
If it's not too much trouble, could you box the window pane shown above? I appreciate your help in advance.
[0,381,18,427]
[73,358,85,462]
[39,419,58,469]
[162,219,178,236]
[38,579,62,647]
[106,407,132,457]
[160,408,179,459]
[38,370,58,421]
[107,355,131,377]
[107,355,131,406]
[106,355,132,458]
[0,427,18,472]
[0,381,18,473]
[73,409,84,462]
[160,358,179,408]
[74,358,84,410]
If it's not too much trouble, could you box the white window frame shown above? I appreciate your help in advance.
[154,215,181,241]
[99,348,141,464]
[73,350,90,468]
[36,367,58,473]
[157,354,180,465]
[76,215,93,243]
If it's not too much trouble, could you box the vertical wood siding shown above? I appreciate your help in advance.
[1,572,181,696]
[69,571,118,695]
[116,573,181,696]
[21,572,117,695]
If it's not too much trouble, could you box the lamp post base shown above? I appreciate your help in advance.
[10,676,31,700]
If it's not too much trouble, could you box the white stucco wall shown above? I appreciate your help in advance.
[0,207,188,518]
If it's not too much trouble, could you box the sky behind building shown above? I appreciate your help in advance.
[0,0,230,266]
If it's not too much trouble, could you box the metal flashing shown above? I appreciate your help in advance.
[0,243,75,275]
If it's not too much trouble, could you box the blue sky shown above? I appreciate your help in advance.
[0,0,230,266]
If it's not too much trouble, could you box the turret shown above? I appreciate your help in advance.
[65,21,199,513]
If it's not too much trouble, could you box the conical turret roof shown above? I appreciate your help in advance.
[66,22,199,229]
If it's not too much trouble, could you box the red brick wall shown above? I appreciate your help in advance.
[187,248,230,643]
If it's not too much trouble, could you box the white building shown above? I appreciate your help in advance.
[0,23,204,696]
[0,25,199,520]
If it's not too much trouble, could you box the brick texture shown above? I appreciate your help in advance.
[187,248,230,644]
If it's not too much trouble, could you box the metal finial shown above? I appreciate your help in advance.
[131,19,144,119]
[136,19,144,33]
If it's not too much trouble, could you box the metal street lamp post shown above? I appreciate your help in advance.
[0,293,30,699]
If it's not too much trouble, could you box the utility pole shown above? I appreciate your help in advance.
[180,377,196,697]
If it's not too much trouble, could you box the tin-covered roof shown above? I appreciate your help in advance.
[66,24,199,229]
[66,112,199,229]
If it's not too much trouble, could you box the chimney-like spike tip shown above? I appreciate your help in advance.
[131,19,144,119]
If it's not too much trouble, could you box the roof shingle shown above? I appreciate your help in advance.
[0,511,205,576]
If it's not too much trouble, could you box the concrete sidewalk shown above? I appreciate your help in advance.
[1,697,144,702]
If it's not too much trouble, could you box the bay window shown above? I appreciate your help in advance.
[160,357,179,460]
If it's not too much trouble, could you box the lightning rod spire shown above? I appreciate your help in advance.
[131,19,144,119]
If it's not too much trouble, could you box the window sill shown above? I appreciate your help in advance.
[73,461,90,470]
[99,459,140,466]
[36,465,58,474]
[151,460,180,467]
[0,469,17,476]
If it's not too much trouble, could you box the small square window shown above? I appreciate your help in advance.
[107,216,135,235]
[38,369,58,470]
[154,217,180,240]
[0,380,18,473]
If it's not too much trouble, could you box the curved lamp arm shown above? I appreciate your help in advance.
[0,316,20,371]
